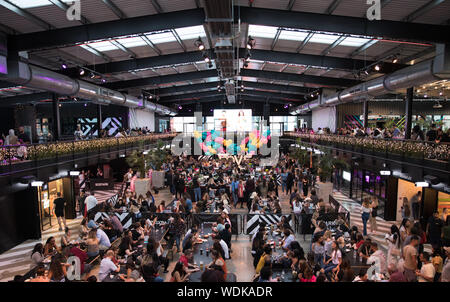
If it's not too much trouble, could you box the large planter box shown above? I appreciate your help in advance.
[152,170,165,189]
[135,178,151,197]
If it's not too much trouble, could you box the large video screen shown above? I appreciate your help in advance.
[213,109,252,132]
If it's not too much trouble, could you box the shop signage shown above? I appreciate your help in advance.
[91,178,114,190]
[343,171,351,182]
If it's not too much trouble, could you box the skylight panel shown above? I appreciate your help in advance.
[146,31,177,44]
[115,37,147,48]
[9,0,72,8]
[175,25,206,40]
[248,25,278,39]
[340,37,373,47]
[309,33,341,45]
[278,30,309,41]
[80,41,119,53]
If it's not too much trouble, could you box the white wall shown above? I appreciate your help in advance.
[129,108,155,131]
[312,106,336,132]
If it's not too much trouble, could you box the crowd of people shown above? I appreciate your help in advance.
[294,123,450,143]
[10,149,450,283]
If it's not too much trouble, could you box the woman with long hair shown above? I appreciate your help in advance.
[401,197,411,220]
[170,262,189,282]
[361,198,372,236]
[43,237,58,257]
[386,224,402,265]
[30,243,44,269]
[86,229,99,258]
[369,197,379,233]
[47,254,68,282]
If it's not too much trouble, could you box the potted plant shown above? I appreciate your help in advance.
[126,144,151,197]
[147,140,169,189]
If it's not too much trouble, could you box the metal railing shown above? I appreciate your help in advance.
[285,132,450,162]
[0,133,177,177]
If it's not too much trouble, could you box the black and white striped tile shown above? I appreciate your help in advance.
[0,184,121,282]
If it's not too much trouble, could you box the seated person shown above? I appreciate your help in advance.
[281,229,296,252]
[96,227,111,250]
[179,249,200,273]
[358,239,373,261]
[170,261,190,282]
[98,250,124,282]
[219,223,232,250]
[182,227,198,253]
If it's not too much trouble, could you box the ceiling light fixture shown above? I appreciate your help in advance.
[195,37,205,51]
[61,63,67,70]
[79,68,85,76]
[374,64,381,71]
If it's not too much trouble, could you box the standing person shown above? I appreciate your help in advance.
[124,168,133,191]
[411,191,422,221]
[416,252,435,282]
[78,190,87,217]
[53,192,67,231]
[400,197,411,220]
[402,235,419,282]
[386,225,402,265]
[361,199,372,237]
[302,176,309,197]
[176,174,185,200]
[369,197,378,234]
[193,176,201,203]
[286,170,294,196]
[427,211,444,247]
[74,125,84,141]
[231,177,239,208]
[17,126,30,143]
[280,169,288,194]
[84,192,98,216]
[237,179,245,209]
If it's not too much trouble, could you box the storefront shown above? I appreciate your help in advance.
[334,166,389,220]
[36,176,76,231]
[438,192,450,221]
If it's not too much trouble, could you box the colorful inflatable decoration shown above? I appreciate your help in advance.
[193,129,271,156]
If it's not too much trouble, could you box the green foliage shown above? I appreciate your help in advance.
[290,138,309,166]
[126,140,169,178]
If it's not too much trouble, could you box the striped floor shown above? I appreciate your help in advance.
[332,191,396,252]
[0,183,122,282]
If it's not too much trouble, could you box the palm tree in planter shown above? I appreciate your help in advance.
[290,138,310,167]
[126,140,169,196]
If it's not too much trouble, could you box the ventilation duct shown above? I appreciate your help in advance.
[1,60,177,115]
[290,44,450,115]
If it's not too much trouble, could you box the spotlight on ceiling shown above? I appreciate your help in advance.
[61,63,67,70]
[178,105,182,110]
[203,53,210,63]
[79,68,85,76]
[195,37,205,51]
[364,70,369,75]
[90,72,96,79]
[374,64,381,71]
[392,56,398,64]
[101,78,106,83]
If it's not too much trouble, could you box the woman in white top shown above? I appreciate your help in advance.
[30,243,45,269]
[322,241,342,279]
[361,198,372,236]
[385,224,402,265]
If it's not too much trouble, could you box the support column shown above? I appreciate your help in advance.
[362,99,369,128]
[405,87,413,139]
[52,94,61,141]
[263,102,270,130]
[97,104,103,137]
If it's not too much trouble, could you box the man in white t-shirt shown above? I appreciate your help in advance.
[367,242,387,276]
[98,250,121,281]
[215,236,229,259]
[416,252,435,282]
[85,192,98,213]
